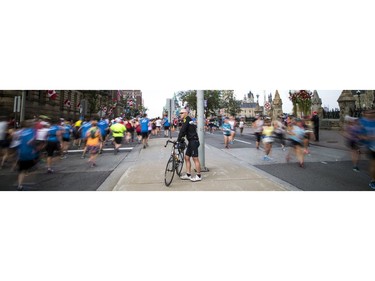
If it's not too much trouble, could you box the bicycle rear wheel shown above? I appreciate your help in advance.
[175,151,184,176]
[164,156,175,186]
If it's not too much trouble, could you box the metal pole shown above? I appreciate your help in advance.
[20,91,26,122]
[197,90,208,172]
[169,98,172,138]
[13,96,18,128]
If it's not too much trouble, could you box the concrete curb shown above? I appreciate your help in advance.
[96,144,142,191]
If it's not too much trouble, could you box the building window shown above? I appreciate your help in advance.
[38,90,46,104]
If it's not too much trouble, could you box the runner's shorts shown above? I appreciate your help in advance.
[45,141,60,157]
[18,159,37,171]
[114,137,123,144]
[87,145,100,154]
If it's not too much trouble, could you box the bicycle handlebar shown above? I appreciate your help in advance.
[164,139,177,148]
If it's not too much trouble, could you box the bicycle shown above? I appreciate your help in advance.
[164,139,186,186]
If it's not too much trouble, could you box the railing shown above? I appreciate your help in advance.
[323,109,340,119]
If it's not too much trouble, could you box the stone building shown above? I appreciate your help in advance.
[239,91,260,117]
[0,90,143,122]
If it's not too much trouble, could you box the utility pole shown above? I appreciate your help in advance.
[20,90,26,122]
[197,90,209,172]
[169,98,173,138]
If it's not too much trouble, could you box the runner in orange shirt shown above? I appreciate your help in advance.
[85,120,103,167]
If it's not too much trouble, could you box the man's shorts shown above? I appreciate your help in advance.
[87,145,100,155]
[141,132,149,139]
[18,159,37,171]
[114,137,123,144]
[45,141,60,157]
[186,140,200,158]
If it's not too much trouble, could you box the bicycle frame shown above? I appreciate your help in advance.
[164,140,185,186]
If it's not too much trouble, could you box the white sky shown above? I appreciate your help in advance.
[142,89,342,118]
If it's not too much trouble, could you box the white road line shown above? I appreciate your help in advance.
[67,147,133,153]
[233,139,252,145]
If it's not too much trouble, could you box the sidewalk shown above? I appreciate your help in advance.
[104,137,297,191]
[100,128,348,191]
[309,129,348,151]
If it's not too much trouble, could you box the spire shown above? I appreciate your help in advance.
[274,90,281,100]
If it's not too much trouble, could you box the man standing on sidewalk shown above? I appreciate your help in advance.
[177,108,202,182]
[311,111,320,142]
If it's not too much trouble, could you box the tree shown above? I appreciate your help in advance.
[177,90,222,117]
[220,90,241,116]
[81,91,99,117]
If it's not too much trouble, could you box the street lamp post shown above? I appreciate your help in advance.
[356,90,362,110]
[351,90,364,117]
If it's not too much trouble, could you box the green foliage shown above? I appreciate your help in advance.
[220,90,241,116]
[176,90,222,117]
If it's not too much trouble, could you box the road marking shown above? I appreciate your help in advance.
[234,139,252,145]
[67,147,133,153]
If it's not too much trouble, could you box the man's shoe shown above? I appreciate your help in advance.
[369,181,375,189]
[190,175,202,182]
[353,167,360,172]
[17,185,23,191]
[47,168,54,174]
[180,174,191,180]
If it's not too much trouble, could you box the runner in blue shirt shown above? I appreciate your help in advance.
[17,120,38,190]
[163,114,170,138]
[359,109,375,189]
[46,120,63,173]
[286,118,306,168]
[61,119,73,159]
[140,113,150,148]
[98,118,109,154]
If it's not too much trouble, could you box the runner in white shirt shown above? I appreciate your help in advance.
[155,118,162,136]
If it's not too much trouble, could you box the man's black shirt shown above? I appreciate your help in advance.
[177,116,199,142]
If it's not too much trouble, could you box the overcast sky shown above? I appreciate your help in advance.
[142,89,342,118]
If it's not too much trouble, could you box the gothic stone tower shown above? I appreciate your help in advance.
[271,90,283,120]
[311,90,323,117]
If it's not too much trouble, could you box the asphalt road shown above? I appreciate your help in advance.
[204,130,371,191]
[0,144,134,191]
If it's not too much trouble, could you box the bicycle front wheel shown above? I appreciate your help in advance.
[175,151,184,176]
[164,156,175,187]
